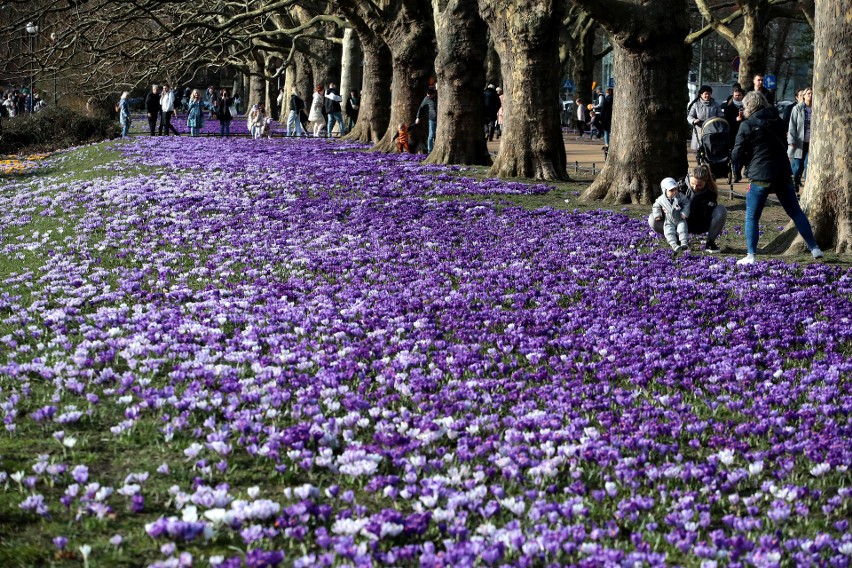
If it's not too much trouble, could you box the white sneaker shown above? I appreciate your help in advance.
[811,247,824,259]
[737,254,755,265]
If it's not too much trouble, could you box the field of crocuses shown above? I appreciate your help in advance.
[1,135,851,567]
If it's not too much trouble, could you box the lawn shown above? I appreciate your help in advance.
[1,135,851,567]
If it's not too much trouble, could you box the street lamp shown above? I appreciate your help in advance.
[26,22,39,113]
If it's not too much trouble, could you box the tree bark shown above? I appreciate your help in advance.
[425,0,491,166]
[334,1,430,147]
[247,56,266,111]
[283,62,296,119]
[776,0,852,253]
[485,36,501,86]
[478,0,569,181]
[564,6,598,104]
[294,51,314,109]
[570,0,691,203]
[371,9,435,153]
[570,27,597,106]
[344,31,392,144]
[694,0,773,85]
[340,28,361,126]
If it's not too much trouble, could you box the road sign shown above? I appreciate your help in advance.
[607,77,615,88]
[764,74,776,90]
[563,79,574,90]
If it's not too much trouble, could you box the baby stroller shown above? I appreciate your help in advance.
[694,117,734,196]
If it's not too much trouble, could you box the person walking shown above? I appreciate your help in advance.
[159,84,180,136]
[325,82,345,137]
[218,88,234,137]
[496,87,505,139]
[287,87,306,137]
[732,91,823,265]
[186,89,205,137]
[308,84,325,137]
[787,86,812,193]
[483,83,501,141]
[575,98,588,139]
[118,91,132,138]
[346,89,360,131]
[144,84,161,136]
[688,85,723,153]
[723,87,746,181]
[415,86,438,153]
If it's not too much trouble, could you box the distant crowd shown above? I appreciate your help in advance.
[1,87,48,117]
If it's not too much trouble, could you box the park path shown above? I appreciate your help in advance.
[486,133,753,198]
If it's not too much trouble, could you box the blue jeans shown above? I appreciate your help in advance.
[745,180,817,255]
[603,130,610,146]
[120,121,130,138]
[327,111,345,137]
[287,110,304,136]
[427,119,437,153]
[190,127,200,137]
[791,145,809,188]
[220,120,231,137]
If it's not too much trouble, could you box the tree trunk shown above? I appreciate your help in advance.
[735,2,770,85]
[340,28,361,127]
[694,0,773,87]
[345,34,392,144]
[372,16,435,153]
[425,0,491,166]
[247,56,266,111]
[478,0,569,181]
[294,52,313,107]
[570,28,596,107]
[334,1,428,147]
[265,55,279,120]
[776,0,852,253]
[485,36,501,86]
[283,63,296,119]
[571,0,691,203]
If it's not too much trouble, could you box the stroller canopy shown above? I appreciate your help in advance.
[700,117,730,165]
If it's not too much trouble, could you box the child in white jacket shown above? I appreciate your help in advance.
[652,177,691,252]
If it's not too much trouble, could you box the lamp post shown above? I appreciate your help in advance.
[26,22,39,113]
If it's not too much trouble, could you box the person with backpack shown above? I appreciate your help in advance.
[732,91,823,265]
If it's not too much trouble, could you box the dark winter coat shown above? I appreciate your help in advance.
[600,94,613,131]
[731,106,792,184]
[483,87,500,121]
[145,91,161,114]
[324,89,342,114]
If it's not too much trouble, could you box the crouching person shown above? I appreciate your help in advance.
[648,165,728,253]
[652,178,691,253]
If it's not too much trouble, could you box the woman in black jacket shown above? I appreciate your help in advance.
[731,91,823,265]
